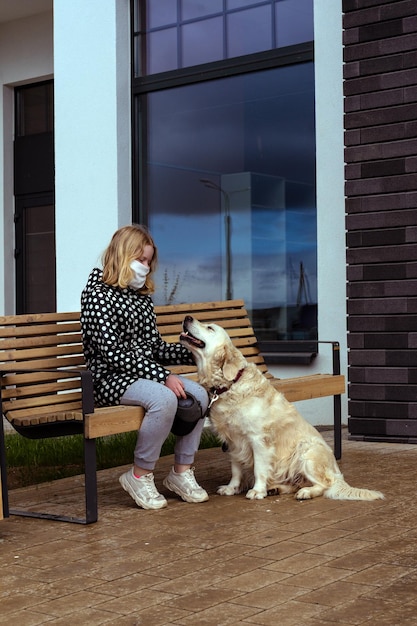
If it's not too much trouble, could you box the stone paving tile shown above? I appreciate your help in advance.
[345,562,414,587]
[328,547,392,573]
[0,592,49,616]
[1,431,417,625]
[29,590,112,618]
[280,564,350,590]
[317,596,397,625]
[306,536,376,558]
[93,572,173,597]
[246,540,318,562]
[92,587,177,615]
[172,601,261,625]
[263,551,332,574]
[297,579,377,608]
[229,580,307,609]
[0,610,54,626]
[290,526,352,545]
[148,565,232,595]
[220,567,291,592]
[104,605,193,626]
[243,598,325,625]
[37,607,121,625]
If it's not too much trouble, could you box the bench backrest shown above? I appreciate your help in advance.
[0,299,268,428]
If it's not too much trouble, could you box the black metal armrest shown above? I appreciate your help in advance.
[1,366,95,415]
[257,340,341,370]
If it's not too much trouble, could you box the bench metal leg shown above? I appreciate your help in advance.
[9,437,98,525]
[334,394,342,460]
[84,437,98,523]
[331,341,342,460]
[0,416,9,518]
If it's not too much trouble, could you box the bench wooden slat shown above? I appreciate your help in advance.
[0,332,82,350]
[0,311,80,326]
[159,317,252,333]
[1,369,82,386]
[0,320,80,339]
[7,401,84,425]
[11,410,84,428]
[162,322,254,336]
[155,299,245,316]
[163,333,257,347]
[272,374,345,402]
[1,379,82,401]
[1,344,83,363]
[156,301,250,325]
[4,391,82,415]
[0,356,85,372]
[157,307,250,322]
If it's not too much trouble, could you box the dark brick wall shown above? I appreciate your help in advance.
[343,0,417,442]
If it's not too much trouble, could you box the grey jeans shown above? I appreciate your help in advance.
[120,377,209,470]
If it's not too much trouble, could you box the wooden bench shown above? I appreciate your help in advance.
[0,299,345,524]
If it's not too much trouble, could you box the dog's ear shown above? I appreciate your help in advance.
[221,344,241,381]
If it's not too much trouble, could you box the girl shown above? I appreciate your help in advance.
[81,224,209,509]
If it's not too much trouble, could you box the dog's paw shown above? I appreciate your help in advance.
[296,487,313,500]
[217,484,239,496]
[246,488,267,500]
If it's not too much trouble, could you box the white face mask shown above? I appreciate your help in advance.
[129,260,150,290]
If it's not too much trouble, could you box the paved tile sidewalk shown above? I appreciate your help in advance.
[1,430,417,625]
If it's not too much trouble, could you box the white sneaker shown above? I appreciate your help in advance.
[163,467,209,503]
[119,468,167,510]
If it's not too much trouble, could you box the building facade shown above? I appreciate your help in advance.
[2,0,412,440]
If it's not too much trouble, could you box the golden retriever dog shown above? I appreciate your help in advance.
[180,316,384,502]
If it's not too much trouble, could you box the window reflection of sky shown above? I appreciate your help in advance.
[140,0,314,74]
[148,68,315,184]
[151,208,316,311]
[148,63,317,316]
[146,62,316,337]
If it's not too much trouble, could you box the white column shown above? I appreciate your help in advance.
[268,0,347,427]
[315,0,347,424]
[54,0,131,311]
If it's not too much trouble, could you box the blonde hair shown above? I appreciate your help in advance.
[101,224,158,294]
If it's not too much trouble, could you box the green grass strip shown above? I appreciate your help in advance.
[4,428,221,488]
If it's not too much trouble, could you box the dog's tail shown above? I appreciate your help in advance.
[325,477,384,501]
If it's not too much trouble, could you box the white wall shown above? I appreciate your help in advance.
[0,11,53,314]
[54,0,131,311]
[268,0,347,427]
[315,0,347,425]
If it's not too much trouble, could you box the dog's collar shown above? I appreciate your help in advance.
[210,368,245,397]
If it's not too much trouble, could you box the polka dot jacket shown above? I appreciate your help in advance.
[80,268,195,407]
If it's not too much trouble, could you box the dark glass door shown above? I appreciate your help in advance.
[14,81,55,313]
[14,196,56,314]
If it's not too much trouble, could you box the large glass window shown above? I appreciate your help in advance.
[132,0,316,341]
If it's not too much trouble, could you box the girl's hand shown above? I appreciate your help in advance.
[165,374,186,398]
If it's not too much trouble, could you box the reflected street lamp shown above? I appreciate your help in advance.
[200,178,232,300]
